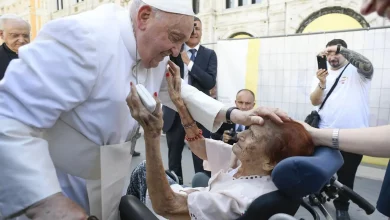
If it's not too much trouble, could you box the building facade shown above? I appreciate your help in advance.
[1,0,389,43]
[194,0,390,44]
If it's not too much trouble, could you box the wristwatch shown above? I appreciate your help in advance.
[332,129,340,149]
[226,107,238,124]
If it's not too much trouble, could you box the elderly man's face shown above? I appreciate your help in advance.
[135,6,193,68]
[0,20,30,53]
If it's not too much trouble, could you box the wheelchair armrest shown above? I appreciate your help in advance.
[269,214,298,220]
[119,195,159,220]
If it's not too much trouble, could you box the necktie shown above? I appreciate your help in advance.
[189,49,197,61]
[188,49,197,85]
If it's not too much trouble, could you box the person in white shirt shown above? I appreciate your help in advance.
[310,39,373,220]
[127,65,315,220]
[0,1,289,219]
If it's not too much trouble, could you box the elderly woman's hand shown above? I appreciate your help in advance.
[127,83,163,138]
[166,60,184,107]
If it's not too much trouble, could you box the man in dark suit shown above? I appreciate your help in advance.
[211,89,256,145]
[0,15,30,80]
[162,17,217,184]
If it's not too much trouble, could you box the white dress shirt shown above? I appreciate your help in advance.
[0,4,224,217]
[183,43,200,84]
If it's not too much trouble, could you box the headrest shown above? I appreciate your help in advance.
[271,147,343,198]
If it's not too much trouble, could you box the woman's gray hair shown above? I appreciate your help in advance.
[130,0,160,21]
[0,14,30,31]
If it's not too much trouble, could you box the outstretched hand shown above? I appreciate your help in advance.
[126,83,163,138]
[232,107,291,126]
[166,60,183,107]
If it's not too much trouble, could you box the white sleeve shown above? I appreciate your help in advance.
[204,139,233,175]
[0,17,98,217]
[159,78,224,132]
[187,191,241,220]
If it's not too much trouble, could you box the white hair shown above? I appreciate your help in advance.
[0,14,30,31]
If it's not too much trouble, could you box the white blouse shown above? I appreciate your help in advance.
[146,139,278,220]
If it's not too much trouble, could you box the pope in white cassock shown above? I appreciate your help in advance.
[0,0,289,219]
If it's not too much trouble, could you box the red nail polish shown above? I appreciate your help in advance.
[130,82,133,86]
[154,92,158,97]
[166,72,170,77]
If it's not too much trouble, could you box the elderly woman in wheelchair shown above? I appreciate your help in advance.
[125,65,315,220]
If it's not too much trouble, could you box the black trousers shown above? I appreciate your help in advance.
[166,114,211,182]
[333,150,363,211]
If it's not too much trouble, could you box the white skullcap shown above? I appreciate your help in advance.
[143,0,194,16]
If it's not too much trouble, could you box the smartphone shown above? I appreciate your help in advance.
[136,84,157,113]
[317,55,327,70]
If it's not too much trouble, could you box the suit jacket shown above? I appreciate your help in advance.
[211,123,248,145]
[163,45,218,132]
[0,43,18,80]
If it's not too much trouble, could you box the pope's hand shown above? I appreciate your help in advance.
[127,83,163,138]
[25,193,88,220]
[230,107,290,126]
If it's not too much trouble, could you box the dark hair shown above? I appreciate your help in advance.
[194,16,201,23]
[264,121,315,166]
[236,89,255,99]
[326,39,347,48]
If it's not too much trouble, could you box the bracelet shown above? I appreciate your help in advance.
[185,129,203,142]
[182,121,196,129]
[318,83,326,90]
[332,129,340,149]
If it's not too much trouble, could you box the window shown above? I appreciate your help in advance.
[252,0,262,3]
[238,0,249,6]
[57,0,63,10]
[76,0,84,3]
[192,0,199,14]
[226,0,234,9]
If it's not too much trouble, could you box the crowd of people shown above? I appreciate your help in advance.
[0,0,389,220]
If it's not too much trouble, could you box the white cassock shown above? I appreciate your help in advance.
[0,4,223,220]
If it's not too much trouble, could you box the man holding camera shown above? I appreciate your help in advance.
[310,39,373,220]
[211,89,255,145]
[162,16,218,184]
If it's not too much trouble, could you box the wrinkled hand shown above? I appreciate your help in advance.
[223,130,232,143]
[127,83,162,138]
[232,107,290,126]
[25,193,88,220]
[166,60,184,107]
[361,0,390,18]
[316,69,328,85]
[180,51,191,65]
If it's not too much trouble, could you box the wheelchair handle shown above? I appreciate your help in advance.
[335,181,375,215]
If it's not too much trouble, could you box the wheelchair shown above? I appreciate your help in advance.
[119,147,376,220]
